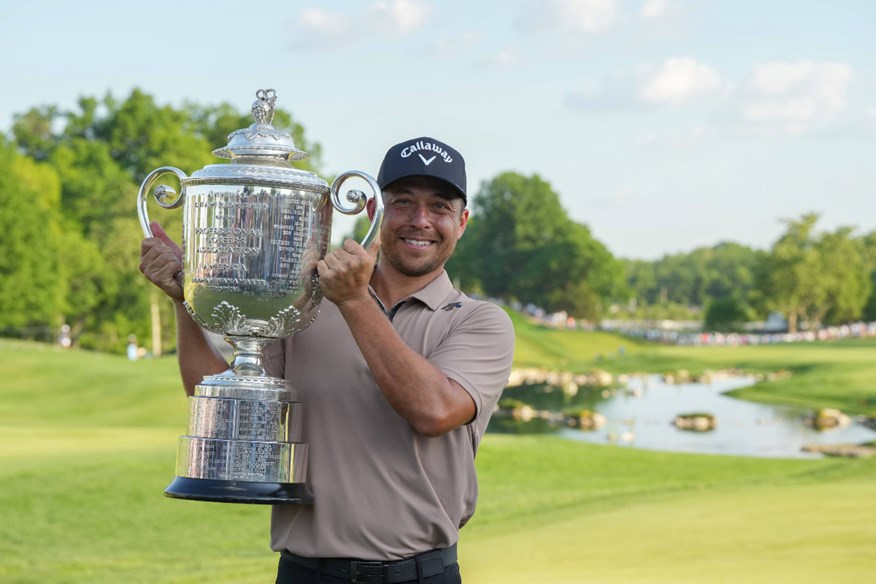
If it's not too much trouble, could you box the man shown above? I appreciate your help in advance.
[140,136,514,583]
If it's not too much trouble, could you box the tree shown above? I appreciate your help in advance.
[624,259,658,306]
[858,231,876,321]
[617,241,763,326]
[704,297,752,331]
[756,214,822,333]
[521,221,624,318]
[447,172,625,318]
[815,227,870,326]
[11,105,58,161]
[5,89,326,352]
[454,172,570,299]
[755,214,869,332]
[0,139,65,334]
[47,138,134,236]
[625,242,761,311]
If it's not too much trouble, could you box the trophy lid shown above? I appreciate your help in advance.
[189,89,328,191]
[212,89,308,161]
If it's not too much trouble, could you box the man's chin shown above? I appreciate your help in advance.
[387,256,442,278]
[398,264,441,278]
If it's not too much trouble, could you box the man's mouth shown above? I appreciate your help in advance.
[402,238,435,247]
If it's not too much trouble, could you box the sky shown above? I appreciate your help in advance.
[2,0,875,259]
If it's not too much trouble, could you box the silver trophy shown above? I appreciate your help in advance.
[137,89,382,503]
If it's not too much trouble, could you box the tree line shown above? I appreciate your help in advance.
[617,214,875,332]
[1,90,873,353]
[1,89,321,352]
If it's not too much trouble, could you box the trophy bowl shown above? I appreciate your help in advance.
[137,89,382,504]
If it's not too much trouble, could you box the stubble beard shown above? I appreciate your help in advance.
[383,248,445,277]
[382,239,456,278]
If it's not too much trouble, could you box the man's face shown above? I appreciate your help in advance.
[378,176,469,279]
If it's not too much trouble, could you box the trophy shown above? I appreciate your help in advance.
[137,89,382,504]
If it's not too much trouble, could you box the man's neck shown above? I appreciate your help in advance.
[369,264,445,309]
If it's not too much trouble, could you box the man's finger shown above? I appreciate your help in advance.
[150,221,183,257]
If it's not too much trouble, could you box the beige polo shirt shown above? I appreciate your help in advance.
[263,271,514,560]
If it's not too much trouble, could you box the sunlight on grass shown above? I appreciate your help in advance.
[2,330,876,583]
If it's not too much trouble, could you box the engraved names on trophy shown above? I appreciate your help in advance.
[188,397,292,442]
[187,189,318,298]
[190,189,266,292]
[190,397,235,437]
[176,437,292,482]
[238,399,285,441]
[230,441,285,481]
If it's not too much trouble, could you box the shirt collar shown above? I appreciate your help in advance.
[368,270,454,313]
[408,270,454,311]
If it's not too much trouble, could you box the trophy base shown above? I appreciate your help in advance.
[164,476,313,505]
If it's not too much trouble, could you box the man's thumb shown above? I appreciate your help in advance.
[151,221,183,256]
[367,232,382,260]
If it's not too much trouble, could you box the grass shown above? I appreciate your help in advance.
[2,324,876,583]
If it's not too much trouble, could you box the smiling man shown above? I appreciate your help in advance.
[139,136,514,583]
[268,137,515,583]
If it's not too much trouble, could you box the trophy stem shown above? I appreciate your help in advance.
[226,336,272,377]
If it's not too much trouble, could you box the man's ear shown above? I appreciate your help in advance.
[366,196,378,221]
[457,208,470,240]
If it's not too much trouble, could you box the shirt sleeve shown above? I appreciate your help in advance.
[428,302,515,438]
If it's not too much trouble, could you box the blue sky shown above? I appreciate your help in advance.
[2,0,874,259]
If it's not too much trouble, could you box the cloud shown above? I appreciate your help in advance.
[640,57,722,105]
[567,57,723,110]
[290,0,430,48]
[368,0,429,33]
[298,8,349,37]
[518,0,621,35]
[739,61,852,126]
[638,0,684,20]
[639,0,668,19]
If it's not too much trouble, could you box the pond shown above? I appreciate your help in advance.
[489,374,876,458]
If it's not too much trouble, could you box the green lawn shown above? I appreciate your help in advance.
[2,330,875,583]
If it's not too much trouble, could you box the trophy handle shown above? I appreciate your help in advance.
[137,166,189,238]
[329,171,384,249]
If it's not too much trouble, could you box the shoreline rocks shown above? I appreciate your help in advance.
[801,443,876,458]
[673,412,717,431]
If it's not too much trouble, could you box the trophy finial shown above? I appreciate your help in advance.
[252,89,277,125]
[213,89,307,161]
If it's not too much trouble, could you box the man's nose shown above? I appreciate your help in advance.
[408,203,432,227]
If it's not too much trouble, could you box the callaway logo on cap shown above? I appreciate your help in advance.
[377,136,467,203]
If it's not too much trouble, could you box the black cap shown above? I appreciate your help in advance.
[377,137,467,203]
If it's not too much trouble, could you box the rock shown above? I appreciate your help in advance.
[673,413,717,431]
[808,408,851,430]
[801,443,876,458]
[565,409,606,430]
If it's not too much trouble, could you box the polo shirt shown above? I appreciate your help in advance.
[263,270,514,560]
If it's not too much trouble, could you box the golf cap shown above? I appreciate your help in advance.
[377,136,467,203]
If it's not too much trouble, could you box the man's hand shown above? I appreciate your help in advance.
[140,221,184,301]
[317,236,380,307]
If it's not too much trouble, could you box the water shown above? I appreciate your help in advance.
[492,375,876,458]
